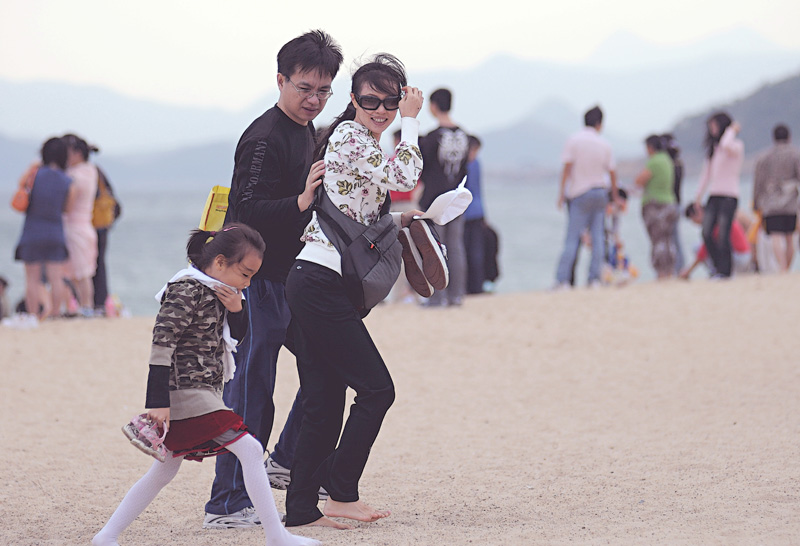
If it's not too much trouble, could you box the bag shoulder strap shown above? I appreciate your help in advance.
[19,164,38,192]
[312,184,393,255]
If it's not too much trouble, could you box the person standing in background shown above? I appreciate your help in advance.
[661,133,685,274]
[752,124,800,272]
[63,134,98,317]
[418,88,470,306]
[92,165,121,314]
[694,112,744,279]
[554,106,618,289]
[14,137,72,320]
[463,135,487,294]
[635,135,678,279]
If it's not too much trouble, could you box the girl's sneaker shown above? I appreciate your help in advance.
[122,414,168,462]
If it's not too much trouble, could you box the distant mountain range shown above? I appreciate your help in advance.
[1,28,799,189]
[671,72,800,170]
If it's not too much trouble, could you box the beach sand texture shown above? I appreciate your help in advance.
[2,274,799,545]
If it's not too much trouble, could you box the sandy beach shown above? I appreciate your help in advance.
[2,274,799,545]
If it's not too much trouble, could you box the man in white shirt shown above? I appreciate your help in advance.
[554,106,618,288]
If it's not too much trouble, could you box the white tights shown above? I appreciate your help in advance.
[92,433,319,546]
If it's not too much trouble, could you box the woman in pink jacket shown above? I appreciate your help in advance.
[694,112,744,278]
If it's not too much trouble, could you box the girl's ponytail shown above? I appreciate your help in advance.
[187,229,215,267]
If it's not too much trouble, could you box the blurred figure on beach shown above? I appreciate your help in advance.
[63,134,99,316]
[661,133,685,273]
[555,105,618,289]
[601,188,639,286]
[13,137,72,320]
[752,124,800,273]
[635,135,678,279]
[0,276,9,319]
[680,203,751,279]
[92,164,121,314]
[463,135,488,294]
[419,88,470,306]
[693,112,744,279]
[204,30,343,530]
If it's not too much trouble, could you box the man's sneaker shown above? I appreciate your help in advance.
[398,227,434,297]
[409,219,449,290]
[203,506,262,529]
[265,456,329,500]
[122,414,168,462]
[265,456,291,490]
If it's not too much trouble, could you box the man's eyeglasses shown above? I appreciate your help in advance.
[286,77,333,100]
[354,94,402,111]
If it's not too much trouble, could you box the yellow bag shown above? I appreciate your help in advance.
[92,168,121,229]
[199,185,230,231]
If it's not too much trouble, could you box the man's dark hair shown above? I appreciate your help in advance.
[277,29,343,80]
[430,88,453,112]
[584,106,603,127]
[42,137,68,170]
[685,202,702,218]
[774,124,790,142]
[645,134,664,151]
[468,135,482,149]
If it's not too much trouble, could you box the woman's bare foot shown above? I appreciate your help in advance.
[323,499,391,522]
[302,516,352,530]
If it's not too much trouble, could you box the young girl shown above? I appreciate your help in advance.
[284,54,423,529]
[93,224,319,546]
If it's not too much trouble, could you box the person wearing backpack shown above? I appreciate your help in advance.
[283,54,424,529]
[92,164,121,314]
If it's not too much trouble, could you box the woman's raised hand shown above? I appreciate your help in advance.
[399,87,424,118]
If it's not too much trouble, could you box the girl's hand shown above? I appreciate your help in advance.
[147,407,170,430]
[399,87,424,119]
[298,160,325,212]
[400,209,424,228]
[214,285,242,313]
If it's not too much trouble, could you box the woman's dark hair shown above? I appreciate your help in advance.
[62,133,99,161]
[645,134,663,151]
[704,111,732,159]
[277,29,343,81]
[660,133,681,160]
[41,137,68,170]
[313,53,407,161]
[186,222,266,271]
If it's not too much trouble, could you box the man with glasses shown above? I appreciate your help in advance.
[204,29,343,529]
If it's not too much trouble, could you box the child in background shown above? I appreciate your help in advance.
[602,188,639,285]
[93,224,318,546]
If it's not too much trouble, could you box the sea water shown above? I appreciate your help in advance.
[0,175,753,316]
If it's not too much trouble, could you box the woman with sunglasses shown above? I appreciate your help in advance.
[284,53,423,529]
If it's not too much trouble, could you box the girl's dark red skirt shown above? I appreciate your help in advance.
[164,410,249,461]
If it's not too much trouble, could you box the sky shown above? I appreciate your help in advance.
[1,0,800,112]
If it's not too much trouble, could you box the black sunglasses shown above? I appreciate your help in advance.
[354,94,402,111]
